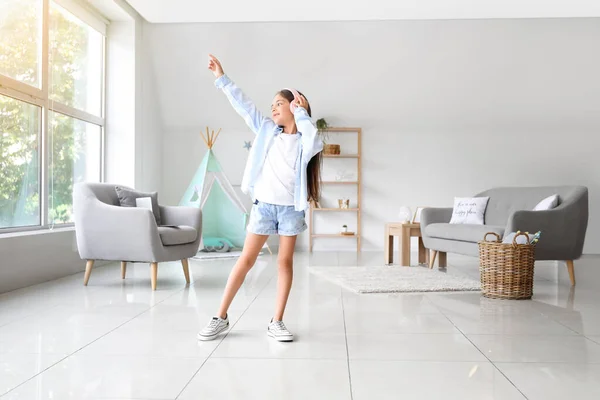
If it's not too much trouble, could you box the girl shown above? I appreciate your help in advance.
[197,54,323,342]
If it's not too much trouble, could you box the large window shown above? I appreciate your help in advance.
[0,0,105,231]
[0,0,42,88]
[0,95,40,228]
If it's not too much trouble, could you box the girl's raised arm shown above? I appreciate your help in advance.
[209,54,275,135]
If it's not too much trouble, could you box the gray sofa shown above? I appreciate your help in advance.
[421,186,588,285]
[73,183,203,290]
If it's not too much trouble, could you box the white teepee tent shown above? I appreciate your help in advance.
[179,128,271,254]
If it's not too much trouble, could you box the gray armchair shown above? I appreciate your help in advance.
[421,186,588,286]
[73,183,202,290]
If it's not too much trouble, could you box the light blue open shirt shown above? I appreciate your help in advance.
[215,74,323,212]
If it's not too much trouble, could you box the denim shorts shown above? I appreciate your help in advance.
[247,201,307,236]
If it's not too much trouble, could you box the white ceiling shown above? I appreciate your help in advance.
[125,0,600,23]
[86,0,132,22]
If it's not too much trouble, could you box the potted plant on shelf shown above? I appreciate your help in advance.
[317,118,340,155]
[342,224,348,233]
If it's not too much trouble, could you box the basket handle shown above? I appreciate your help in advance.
[512,232,530,247]
[483,232,501,242]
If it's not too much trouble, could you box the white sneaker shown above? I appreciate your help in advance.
[267,319,294,342]
[197,315,229,341]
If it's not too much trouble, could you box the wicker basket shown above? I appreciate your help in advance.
[478,232,536,300]
[323,144,340,155]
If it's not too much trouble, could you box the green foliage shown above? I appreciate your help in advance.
[316,118,329,143]
[0,1,95,227]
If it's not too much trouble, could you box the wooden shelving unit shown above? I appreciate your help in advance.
[312,208,359,212]
[323,154,360,159]
[312,233,358,238]
[309,127,362,252]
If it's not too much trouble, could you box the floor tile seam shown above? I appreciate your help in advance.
[439,310,530,400]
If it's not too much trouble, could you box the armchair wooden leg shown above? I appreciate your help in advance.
[121,262,127,279]
[84,260,94,286]
[151,262,158,291]
[429,251,438,269]
[181,259,190,284]
[439,252,447,268]
[566,260,576,286]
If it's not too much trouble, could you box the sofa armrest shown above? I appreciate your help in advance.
[420,207,453,229]
[160,206,202,232]
[506,208,568,235]
[505,197,588,260]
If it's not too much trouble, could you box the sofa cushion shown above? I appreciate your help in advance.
[533,194,559,211]
[475,186,571,226]
[425,223,505,243]
[449,197,489,225]
[158,225,197,246]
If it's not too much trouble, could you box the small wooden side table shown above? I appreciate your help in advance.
[384,222,428,266]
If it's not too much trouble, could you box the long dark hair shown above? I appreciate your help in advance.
[278,89,322,204]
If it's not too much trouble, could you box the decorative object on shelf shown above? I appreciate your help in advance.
[338,198,350,209]
[341,231,355,236]
[318,118,341,155]
[324,144,341,155]
[335,170,355,181]
[243,141,252,151]
[316,118,329,140]
[342,224,348,233]
[398,206,412,223]
[412,206,426,224]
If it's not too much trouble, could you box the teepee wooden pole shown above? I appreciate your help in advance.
[200,129,209,148]
[206,126,212,148]
[212,128,222,145]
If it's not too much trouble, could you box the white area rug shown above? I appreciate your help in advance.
[192,250,265,261]
[309,266,481,294]
[193,250,243,260]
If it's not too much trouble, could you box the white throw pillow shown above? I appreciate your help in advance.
[135,197,153,210]
[449,197,490,225]
[533,194,558,211]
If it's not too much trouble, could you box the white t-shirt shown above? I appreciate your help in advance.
[254,133,301,206]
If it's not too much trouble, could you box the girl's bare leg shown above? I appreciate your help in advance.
[217,233,268,318]
[273,235,297,321]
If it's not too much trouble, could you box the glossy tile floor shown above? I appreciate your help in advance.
[1,251,600,399]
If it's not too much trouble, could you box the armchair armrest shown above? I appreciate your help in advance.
[74,197,162,261]
[159,205,202,232]
[420,207,453,229]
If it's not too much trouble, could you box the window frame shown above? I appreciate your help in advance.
[0,0,106,233]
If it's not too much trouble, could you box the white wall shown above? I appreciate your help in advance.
[103,0,163,192]
[137,21,164,193]
[144,18,600,253]
[0,230,82,293]
[105,20,136,186]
